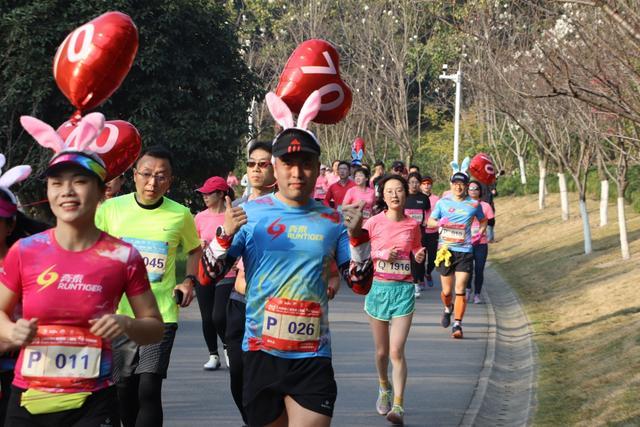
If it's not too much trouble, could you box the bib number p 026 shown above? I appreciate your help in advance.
[261,298,322,353]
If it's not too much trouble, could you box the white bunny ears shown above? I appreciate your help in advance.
[20,113,105,155]
[266,91,322,133]
[450,157,470,175]
[0,154,32,205]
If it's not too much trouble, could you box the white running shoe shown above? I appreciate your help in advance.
[414,283,421,299]
[204,354,221,371]
[224,348,230,368]
[474,294,483,304]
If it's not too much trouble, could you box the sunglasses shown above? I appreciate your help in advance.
[468,187,480,191]
[247,160,271,169]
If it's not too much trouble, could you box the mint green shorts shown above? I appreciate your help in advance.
[364,280,415,321]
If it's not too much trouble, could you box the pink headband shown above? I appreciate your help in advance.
[0,197,17,218]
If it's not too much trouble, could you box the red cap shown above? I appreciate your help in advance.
[196,176,229,194]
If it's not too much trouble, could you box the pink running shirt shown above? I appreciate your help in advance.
[313,175,329,200]
[195,209,236,279]
[0,230,150,393]
[471,201,495,244]
[363,212,422,282]
[342,186,376,220]
[424,194,441,234]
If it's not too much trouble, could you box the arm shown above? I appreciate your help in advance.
[203,197,247,282]
[0,286,37,348]
[323,186,333,207]
[340,202,374,295]
[174,246,202,307]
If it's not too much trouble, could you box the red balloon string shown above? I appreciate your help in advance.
[18,199,48,208]
[70,110,83,125]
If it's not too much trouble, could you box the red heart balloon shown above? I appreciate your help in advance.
[276,39,352,125]
[53,12,138,114]
[57,119,141,181]
[469,153,496,185]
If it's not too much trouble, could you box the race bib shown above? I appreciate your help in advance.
[21,326,102,387]
[261,298,322,353]
[123,237,169,282]
[405,209,423,224]
[315,187,326,197]
[441,223,466,244]
[362,208,372,219]
[375,251,411,281]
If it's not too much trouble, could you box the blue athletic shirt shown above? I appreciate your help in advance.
[227,193,351,359]
[429,196,485,253]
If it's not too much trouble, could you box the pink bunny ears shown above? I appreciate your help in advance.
[266,91,322,132]
[20,112,105,154]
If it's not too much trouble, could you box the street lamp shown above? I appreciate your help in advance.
[439,62,462,164]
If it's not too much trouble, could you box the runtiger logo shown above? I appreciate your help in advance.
[36,265,59,292]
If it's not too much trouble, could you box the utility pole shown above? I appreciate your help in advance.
[439,62,462,164]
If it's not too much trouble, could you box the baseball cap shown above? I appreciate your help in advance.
[196,176,229,194]
[450,171,470,184]
[421,175,433,184]
[45,151,107,183]
[272,128,320,158]
[391,160,405,171]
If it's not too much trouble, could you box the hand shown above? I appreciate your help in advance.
[342,201,365,237]
[200,239,208,249]
[174,281,195,307]
[388,246,399,262]
[415,247,426,263]
[10,318,38,347]
[471,233,483,246]
[89,314,131,340]
[222,196,248,236]
[437,218,449,228]
[327,287,336,300]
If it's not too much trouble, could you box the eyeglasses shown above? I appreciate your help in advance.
[468,187,480,191]
[135,170,168,183]
[384,188,405,195]
[247,160,271,169]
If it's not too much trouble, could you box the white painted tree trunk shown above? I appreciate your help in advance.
[578,199,592,254]
[599,180,609,227]
[617,197,630,260]
[518,155,527,185]
[538,160,546,210]
[558,173,569,221]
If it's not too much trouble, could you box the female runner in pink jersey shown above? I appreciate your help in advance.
[342,167,376,222]
[363,175,425,426]
[0,115,164,427]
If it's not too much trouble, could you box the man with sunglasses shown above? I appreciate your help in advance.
[95,145,202,427]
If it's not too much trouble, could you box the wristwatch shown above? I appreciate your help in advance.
[216,225,229,238]
[184,275,197,286]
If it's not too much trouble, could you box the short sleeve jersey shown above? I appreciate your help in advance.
[95,193,200,323]
[228,194,351,359]
[0,230,150,392]
[429,196,485,253]
[364,212,422,283]
[342,186,376,220]
[195,209,236,279]
[404,193,431,227]
[471,201,495,244]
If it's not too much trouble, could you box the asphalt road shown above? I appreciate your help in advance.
[163,278,490,427]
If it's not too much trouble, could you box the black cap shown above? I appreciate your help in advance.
[272,128,320,158]
[391,160,405,170]
[450,172,469,184]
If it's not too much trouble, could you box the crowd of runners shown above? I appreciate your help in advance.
[0,92,497,427]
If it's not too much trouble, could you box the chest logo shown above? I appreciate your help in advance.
[267,218,286,240]
[36,265,59,292]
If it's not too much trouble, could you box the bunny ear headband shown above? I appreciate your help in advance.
[0,153,32,217]
[450,157,471,183]
[20,113,108,182]
[265,91,323,158]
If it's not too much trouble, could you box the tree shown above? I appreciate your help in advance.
[1,0,260,209]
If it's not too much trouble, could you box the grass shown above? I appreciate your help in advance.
[489,192,640,426]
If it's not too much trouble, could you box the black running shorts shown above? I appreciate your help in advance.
[242,351,337,426]
[436,250,474,276]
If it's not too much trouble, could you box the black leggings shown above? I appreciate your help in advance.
[117,373,163,427]
[0,370,14,427]
[423,232,439,275]
[468,243,489,294]
[225,296,247,424]
[195,279,234,354]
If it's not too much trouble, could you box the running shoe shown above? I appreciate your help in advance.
[440,307,452,328]
[204,354,221,371]
[376,387,392,415]
[473,294,483,304]
[425,274,434,288]
[386,404,404,425]
[224,347,230,368]
[414,283,421,299]
[452,322,463,339]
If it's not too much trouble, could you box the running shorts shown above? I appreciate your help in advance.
[242,351,337,425]
[365,280,415,321]
[436,250,474,276]
[112,323,177,382]
[6,386,119,427]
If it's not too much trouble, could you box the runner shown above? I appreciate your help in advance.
[327,160,341,186]
[403,172,430,299]
[226,140,277,425]
[420,176,440,288]
[427,159,486,339]
[364,174,425,426]
[203,91,373,427]
[466,180,495,304]
[95,145,202,427]
[194,176,236,370]
[313,165,329,202]
[323,161,355,208]
[0,115,163,427]
[104,174,126,200]
[390,161,406,178]
[370,161,385,192]
[342,167,376,222]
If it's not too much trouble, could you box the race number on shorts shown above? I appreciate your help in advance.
[261,297,321,353]
[21,325,102,386]
[375,251,411,281]
[441,223,465,244]
[123,237,169,282]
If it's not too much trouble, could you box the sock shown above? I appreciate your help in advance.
[393,395,403,407]
[379,379,390,391]
[440,292,452,311]
[454,293,467,321]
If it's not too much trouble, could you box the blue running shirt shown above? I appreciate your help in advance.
[429,196,485,253]
[228,194,351,359]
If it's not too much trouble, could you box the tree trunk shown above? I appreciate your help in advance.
[538,158,546,210]
[517,155,527,185]
[616,195,630,260]
[599,179,609,227]
[558,172,569,221]
[578,197,592,255]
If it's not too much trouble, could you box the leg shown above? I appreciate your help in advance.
[283,396,331,427]
[135,373,164,427]
[368,316,390,385]
[424,233,438,276]
[117,374,140,427]
[389,314,413,404]
[473,244,488,295]
[225,297,247,423]
[212,281,233,346]
[194,281,218,356]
